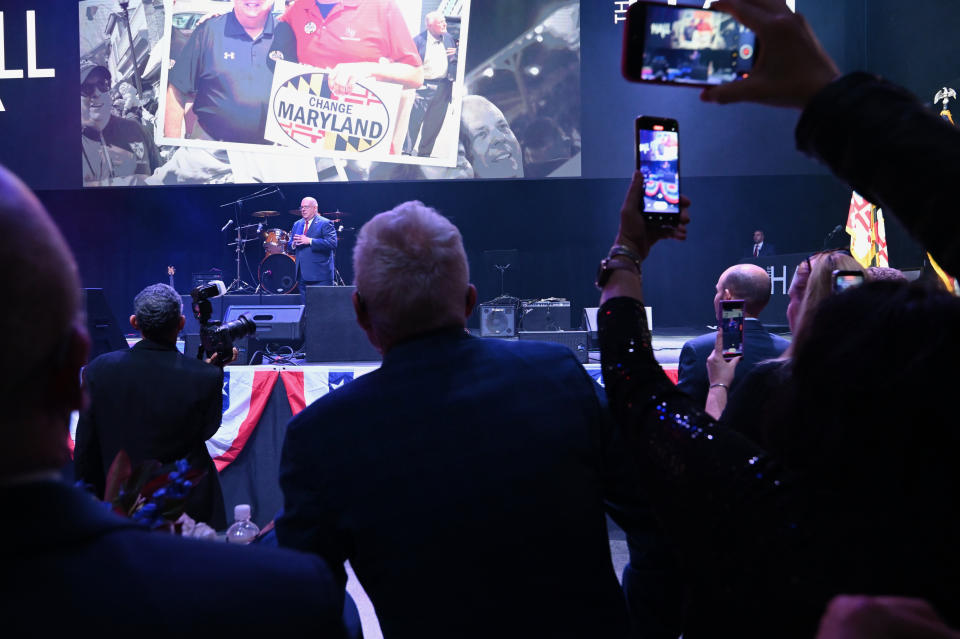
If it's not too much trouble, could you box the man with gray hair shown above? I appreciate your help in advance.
[676,263,789,408]
[277,201,650,637]
[74,283,229,528]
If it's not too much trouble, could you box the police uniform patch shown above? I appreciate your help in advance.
[304,21,317,34]
[130,142,145,160]
[269,50,285,61]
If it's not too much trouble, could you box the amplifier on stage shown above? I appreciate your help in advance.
[518,330,588,363]
[519,299,570,331]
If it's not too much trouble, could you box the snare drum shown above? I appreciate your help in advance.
[259,253,298,294]
[262,228,290,254]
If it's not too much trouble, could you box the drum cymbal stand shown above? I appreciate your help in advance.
[219,186,280,294]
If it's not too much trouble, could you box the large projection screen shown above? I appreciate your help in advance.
[77,0,581,186]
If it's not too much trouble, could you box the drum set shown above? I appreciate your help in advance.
[228,208,348,294]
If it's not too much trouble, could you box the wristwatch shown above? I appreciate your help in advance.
[595,245,643,289]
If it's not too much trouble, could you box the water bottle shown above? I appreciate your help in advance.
[225,504,260,544]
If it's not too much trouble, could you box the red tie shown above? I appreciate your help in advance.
[754,244,759,257]
[304,218,311,235]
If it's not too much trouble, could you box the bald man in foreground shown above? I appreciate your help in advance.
[0,164,346,636]
[676,263,789,408]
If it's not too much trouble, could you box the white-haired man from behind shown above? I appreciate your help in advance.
[351,200,475,352]
[277,200,657,639]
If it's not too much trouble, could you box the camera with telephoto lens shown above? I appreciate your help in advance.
[189,281,256,361]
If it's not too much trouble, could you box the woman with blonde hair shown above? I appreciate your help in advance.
[713,249,863,440]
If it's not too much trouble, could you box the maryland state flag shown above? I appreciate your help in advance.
[930,87,959,293]
[846,192,888,268]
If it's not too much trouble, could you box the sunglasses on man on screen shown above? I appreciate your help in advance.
[81,77,111,98]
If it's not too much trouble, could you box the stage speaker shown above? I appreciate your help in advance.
[181,294,301,334]
[305,286,381,362]
[518,331,588,363]
[520,300,570,331]
[582,306,653,349]
[479,303,516,337]
[84,289,127,360]
[224,305,304,341]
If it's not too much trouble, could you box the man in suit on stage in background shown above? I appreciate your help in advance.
[0,163,346,636]
[74,283,230,529]
[277,200,655,638]
[677,263,789,408]
[289,196,338,303]
[404,11,458,158]
[749,228,776,257]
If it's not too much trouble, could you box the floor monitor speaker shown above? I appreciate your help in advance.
[84,289,127,360]
[305,286,381,362]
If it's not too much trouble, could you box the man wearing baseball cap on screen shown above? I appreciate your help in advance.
[81,62,159,186]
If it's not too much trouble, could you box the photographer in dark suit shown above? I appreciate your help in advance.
[676,264,789,409]
[74,283,231,529]
[404,11,457,158]
[289,196,338,302]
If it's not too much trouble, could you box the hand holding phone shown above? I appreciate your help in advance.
[636,116,680,225]
[832,270,865,293]
[622,1,758,88]
[719,299,745,359]
[697,0,841,108]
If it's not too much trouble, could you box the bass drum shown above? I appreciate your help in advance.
[259,253,298,294]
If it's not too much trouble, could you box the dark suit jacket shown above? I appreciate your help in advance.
[747,242,777,257]
[289,215,337,283]
[277,328,644,638]
[676,318,790,408]
[1,480,345,637]
[74,339,227,529]
[413,30,457,84]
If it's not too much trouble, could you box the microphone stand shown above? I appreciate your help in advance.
[822,224,844,251]
[219,186,281,294]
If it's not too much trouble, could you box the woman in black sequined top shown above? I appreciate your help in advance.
[596,172,960,638]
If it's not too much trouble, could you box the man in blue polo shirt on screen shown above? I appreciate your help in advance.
[164,0,297,144]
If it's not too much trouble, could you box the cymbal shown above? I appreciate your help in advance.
[252,210,279,218]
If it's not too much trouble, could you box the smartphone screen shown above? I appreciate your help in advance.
[832,270,865,293]
[720,299,745,359]
[623,1,757,86]
[636,116,680,223]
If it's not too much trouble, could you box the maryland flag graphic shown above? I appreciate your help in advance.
[265,60,400,159]
[846,192,888,268]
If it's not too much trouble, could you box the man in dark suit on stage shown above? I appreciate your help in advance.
[289,196,338,302]
[748,228,776,257]
[277,200,650,638]
[404,11,457,158]
[677,263,789,408]
[0,163,346,636]
[74,283,230,529]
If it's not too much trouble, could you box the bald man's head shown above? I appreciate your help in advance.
[0,164,88,475]
[716,264,772,317]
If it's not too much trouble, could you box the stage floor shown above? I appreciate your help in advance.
[162,325,729,369]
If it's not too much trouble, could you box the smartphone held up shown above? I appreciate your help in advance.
[720,299,745,360]
[622,1,758,88]
[832,270,865,293]
[636,116,680,225]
